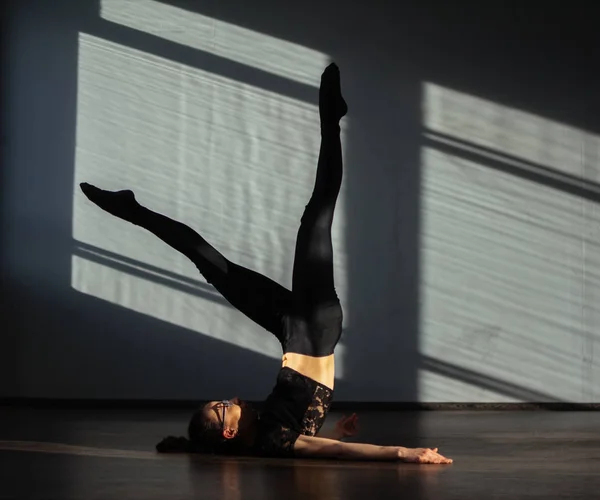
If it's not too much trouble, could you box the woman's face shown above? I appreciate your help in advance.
[203,397,249,438]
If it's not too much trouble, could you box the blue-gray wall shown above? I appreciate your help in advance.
[2,0,598,402]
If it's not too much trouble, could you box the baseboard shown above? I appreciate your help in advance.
[1,398,599,411]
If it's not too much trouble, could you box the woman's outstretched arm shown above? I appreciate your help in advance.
[293,435,453,463]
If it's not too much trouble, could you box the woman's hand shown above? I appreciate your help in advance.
[334,413,359,439]
[398,447,453,464]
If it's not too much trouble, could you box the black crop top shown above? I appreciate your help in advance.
[252,366,334,457]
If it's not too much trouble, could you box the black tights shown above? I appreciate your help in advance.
[83,67,345,355]
[125,123,343,353]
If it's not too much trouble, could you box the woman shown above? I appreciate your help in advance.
[81,63,452,464]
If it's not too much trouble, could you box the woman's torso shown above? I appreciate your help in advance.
[253,300,341,457]
[253,366,334,457]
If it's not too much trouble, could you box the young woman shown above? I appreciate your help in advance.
[80,63,452,464]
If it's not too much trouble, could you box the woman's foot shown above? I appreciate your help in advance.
[319,63,348,125]
[80,182,139,221]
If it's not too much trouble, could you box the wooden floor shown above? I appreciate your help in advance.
[1,408,599,499]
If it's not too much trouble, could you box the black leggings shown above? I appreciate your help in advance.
[124,122,344,356]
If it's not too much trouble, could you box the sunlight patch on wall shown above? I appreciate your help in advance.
[72,33,349,375]
[418,370,519,403]
[72,254,282,359]
[419,84,600,402]
[100,0,328,86]
[424,83,599,182]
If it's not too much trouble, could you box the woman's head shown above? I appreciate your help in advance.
[197,397,260,443]
[156,397,258,455]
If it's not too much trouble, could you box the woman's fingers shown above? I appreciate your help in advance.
[411,448,453,464]
[345,414,358,425]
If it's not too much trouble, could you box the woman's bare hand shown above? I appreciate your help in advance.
[398,447,453,464]
[334,413,359,438]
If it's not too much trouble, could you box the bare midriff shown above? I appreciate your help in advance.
[281,353,335,390]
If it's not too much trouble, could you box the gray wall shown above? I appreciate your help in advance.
[3,0,599,402]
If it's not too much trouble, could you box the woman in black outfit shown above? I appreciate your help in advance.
[80,63,452,464]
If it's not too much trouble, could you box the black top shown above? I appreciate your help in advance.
[252,366,334,457]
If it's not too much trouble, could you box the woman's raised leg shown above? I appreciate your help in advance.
[291,63,347,307]
[80,183,291,339]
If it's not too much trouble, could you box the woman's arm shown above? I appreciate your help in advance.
[293,435,452,463]
[295,435,397,460]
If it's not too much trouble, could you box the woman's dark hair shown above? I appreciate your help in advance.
[156,407,248,455]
